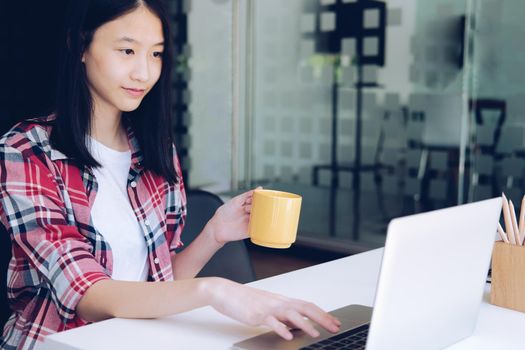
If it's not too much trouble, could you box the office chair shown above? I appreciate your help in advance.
[178,189,256,284]
[0,223,12,332]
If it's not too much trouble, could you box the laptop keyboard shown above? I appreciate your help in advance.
[300,323,369,350]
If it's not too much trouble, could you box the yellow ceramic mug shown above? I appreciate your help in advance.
[248,189,302,248]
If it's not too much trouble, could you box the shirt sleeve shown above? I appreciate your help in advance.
[0,140,110,323]
[167,145,187,254]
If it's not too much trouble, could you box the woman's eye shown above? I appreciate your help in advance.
[153,51,163,58]
[120,49,134,55]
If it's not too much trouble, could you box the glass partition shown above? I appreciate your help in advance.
[467,0,525,208]
[183,0,525,253]
[229,0,472,252]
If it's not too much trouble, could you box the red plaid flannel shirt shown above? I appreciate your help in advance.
[0,116,186,349]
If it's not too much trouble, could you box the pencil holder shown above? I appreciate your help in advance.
[490,241,525,313]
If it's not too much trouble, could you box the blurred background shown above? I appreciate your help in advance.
[2,0,525,278]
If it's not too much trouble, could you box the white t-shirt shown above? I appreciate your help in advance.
[88,137,149,281]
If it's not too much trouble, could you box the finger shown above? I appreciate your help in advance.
[265,315,293,341]
[234,190,255,204]
[282,320,297,329]
[244,204,252,213]
[244,197,253,205]
[298,301,340,325]
[297,302,340,333]
[281,310,320,338]
[236,186,264,205]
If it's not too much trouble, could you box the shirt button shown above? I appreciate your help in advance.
[130,181,137,188]
[154,257,160,264]
[144,220,150,226]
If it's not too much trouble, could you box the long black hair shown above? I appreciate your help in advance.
[51,0,178,184]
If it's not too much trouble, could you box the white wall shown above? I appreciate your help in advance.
[187,0,233,192]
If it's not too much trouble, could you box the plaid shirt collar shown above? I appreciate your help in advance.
[42,115,145,175]
[39,114,146,207]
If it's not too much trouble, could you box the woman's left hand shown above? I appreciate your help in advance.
[207,187,261,245]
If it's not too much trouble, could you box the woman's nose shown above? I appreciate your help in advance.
[130,56,150,82]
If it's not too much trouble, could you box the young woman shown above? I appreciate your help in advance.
[0,1,340,349]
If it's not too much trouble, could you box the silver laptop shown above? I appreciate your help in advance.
[233,197,502,350]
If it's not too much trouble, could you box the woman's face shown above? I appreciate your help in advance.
[82,6,164,117]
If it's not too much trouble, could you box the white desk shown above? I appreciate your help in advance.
[42,248,525,350]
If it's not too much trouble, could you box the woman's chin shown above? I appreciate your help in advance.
[119,102,142,113]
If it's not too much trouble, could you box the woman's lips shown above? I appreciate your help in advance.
[123,87,145,98]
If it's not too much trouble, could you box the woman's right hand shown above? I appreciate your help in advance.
[204,277,341,340]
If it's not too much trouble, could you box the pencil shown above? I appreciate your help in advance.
[502,193,516,245]
[509,200,521,246]
[498,222,510,244]
[519,196,525,245]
